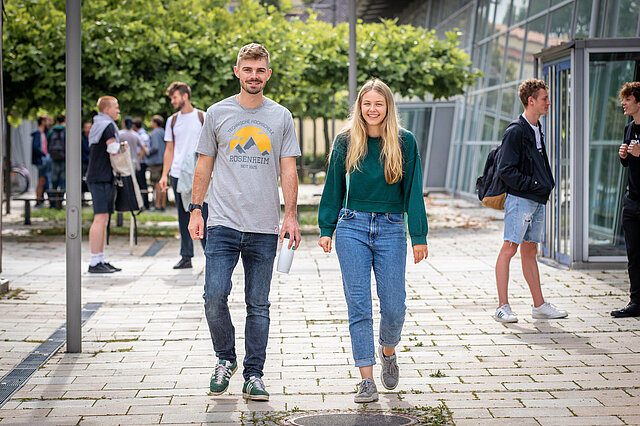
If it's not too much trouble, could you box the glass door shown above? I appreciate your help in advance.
[542,59,571,265]
[587,52,640,259]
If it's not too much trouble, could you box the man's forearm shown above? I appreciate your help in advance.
[280,159,299,217]
[192,155,215,205]
[161,142,174,177]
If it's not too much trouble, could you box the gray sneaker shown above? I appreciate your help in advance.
[354,378,378,403]
[378,346,399,390]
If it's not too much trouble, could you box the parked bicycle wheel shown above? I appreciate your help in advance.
[11,166,30,195]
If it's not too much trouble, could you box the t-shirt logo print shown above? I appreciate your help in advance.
[229,126,271,168]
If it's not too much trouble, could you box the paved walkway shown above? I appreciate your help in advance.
[0,192,638,425]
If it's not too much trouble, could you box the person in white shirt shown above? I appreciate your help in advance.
[159,81,208,269]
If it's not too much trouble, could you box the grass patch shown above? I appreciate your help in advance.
[31,226,177,238]
[30,207,176,224]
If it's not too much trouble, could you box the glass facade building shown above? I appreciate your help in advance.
[359,0,640,265]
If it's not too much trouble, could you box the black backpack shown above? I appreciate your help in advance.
[48,128,66,161]
[476,143,507,210]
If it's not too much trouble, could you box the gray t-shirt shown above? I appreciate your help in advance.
[196,96,301,234]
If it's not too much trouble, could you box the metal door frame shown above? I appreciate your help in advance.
[542,58,572,265]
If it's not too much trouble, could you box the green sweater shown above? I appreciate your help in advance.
[318,129,428,245]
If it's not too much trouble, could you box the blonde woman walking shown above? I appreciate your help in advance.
[318,79,428,403]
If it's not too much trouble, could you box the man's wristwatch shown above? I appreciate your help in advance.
[188,203,203,213]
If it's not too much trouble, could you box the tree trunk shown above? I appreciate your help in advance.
[298,117,304,179]
[322,117,331,170]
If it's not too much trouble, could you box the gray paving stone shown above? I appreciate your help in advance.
[0,191,638,424]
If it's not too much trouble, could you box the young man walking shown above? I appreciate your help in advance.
[159,82,208,269]
[86,96,122,274]
[493,79,567,323]
[612,82,640,318]
[188,43,301,401]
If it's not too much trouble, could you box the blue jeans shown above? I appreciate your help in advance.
[335,208,407,367]
[203,225,278,380]
[503,193,545,244]
[170,176,207,258]
[51,160,66,190]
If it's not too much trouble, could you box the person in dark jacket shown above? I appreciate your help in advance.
[493,79,568,323]
[31,116,51,207]
[612,82,640,318]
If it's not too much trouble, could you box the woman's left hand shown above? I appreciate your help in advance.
[412,244,428,264]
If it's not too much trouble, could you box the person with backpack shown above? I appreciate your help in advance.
[318,79,428,403]
[158,81,208,269]
[611,82,640,318]
[493,79,567,323]
[86,96,122,274]
[47,115,67,194]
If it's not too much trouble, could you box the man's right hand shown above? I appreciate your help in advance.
[620,143,629,159]
[159,175,168,192]
[188,211,205,240]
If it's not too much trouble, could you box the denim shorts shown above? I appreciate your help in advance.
[88,181,115,214]
[503,193,545,244]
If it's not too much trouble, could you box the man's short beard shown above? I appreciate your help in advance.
[242,80,264,95]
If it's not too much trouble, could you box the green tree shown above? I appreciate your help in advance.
[3,0,479,126]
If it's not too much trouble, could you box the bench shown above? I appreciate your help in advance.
[13,190,66,225]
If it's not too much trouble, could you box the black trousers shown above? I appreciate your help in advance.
[622,207,640,304]
[170,176,207,259]
[135,163,150,210]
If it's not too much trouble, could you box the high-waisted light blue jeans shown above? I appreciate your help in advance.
[335,208,407,367]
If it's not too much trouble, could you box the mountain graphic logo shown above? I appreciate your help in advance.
[230,126,271,156]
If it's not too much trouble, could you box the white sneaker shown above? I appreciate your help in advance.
[494,304,518,323]
[532,302,568,319]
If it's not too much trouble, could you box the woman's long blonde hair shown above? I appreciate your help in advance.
[337,79,403,184]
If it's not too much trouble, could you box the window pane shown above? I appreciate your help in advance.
[521,16,548,78]
[573,0,592,38]
[511,0,530,25]
[486,39,504,87]
[487,0,512,37]
[604,0,640,37]
[500,88,516,118]
[588,53,640,257]
[548,4,573,46]
[529,0,550,17]
[504,25,526,83]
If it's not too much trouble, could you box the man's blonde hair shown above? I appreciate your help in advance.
[236,43,270,68]
[518,79,548,107]
[97,96,117,112]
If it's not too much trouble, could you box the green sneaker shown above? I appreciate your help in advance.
[209,359,237,395]
[242,375,269,401]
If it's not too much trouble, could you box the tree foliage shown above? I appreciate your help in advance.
[2,0,479,124]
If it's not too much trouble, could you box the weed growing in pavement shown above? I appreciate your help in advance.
[429,370,446,377]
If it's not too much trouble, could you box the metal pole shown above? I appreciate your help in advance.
[589,0,601,38]
[348,0,357,107]
[0,0,5,272]
[66,0,82,353]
